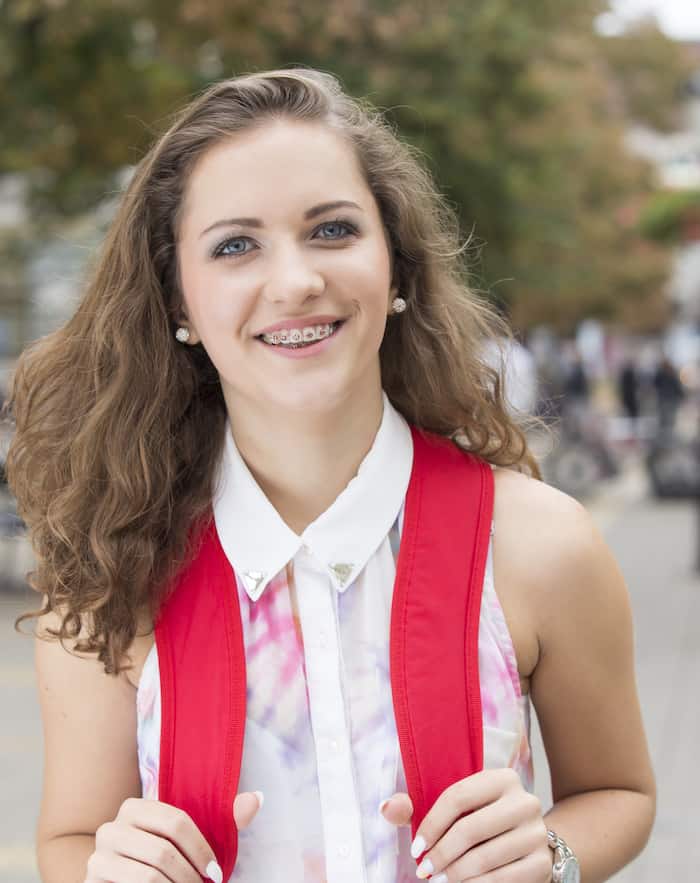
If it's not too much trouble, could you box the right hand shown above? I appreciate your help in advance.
[84,791,263,882]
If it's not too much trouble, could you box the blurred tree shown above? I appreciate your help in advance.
[599,16,696,132]
[0,0,197,214]
[0,0,687,332]
[0,232,31,353]
[638,189,700,242]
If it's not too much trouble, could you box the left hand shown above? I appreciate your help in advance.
[380,768,552,882]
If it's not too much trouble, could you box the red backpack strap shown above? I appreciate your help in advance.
[155,517,245,879]
[155,427,493,876]
[390,427,494,839]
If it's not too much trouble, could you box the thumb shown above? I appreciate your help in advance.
[233,791,264,829]
[379,792,413,827]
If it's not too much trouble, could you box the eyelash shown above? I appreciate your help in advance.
[210,218,359,260]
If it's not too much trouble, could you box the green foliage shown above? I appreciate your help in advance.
[638,190,700,242]
[0,0,688,332]
[599,18,696,132]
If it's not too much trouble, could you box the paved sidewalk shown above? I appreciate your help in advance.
[602,493,699,882]
[530,473,700,882]
[0,588,41,882]
[1,468,698,881]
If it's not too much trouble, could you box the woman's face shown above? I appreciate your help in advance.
[176,119,396,419]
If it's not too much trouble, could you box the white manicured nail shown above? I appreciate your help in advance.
[431,874,448,883]
[410,833,427,858]
[416,856,434,878]
[205,860,223,883]
[254,790,265,809]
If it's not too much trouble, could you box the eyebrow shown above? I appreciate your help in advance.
[199,200,364,238]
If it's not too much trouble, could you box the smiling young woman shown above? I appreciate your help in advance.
[6,68,654,883]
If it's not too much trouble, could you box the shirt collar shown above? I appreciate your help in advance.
[213,392,414,601]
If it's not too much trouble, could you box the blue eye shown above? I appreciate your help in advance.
[212,237,251,258]
[315,220,357,240]
[211,218,358,259]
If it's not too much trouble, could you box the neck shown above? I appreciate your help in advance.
[225,386,385,534]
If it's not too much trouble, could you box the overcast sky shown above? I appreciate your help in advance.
[603,0,700,40]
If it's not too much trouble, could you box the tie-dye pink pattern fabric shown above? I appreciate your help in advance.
[136,520,533,882]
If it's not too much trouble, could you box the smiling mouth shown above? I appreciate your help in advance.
[257,320,345,349]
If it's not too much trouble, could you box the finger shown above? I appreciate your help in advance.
[379,792,413,827]
[116,798,218,879]
[234,791,264,829]
[448,821,548,881]
[411,769,524,858]
[460,848,552,881]
[416,790,543,876]
[99,822,201,883]
[87,850,171,882]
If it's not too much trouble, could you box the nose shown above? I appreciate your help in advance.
[262,241,325,307]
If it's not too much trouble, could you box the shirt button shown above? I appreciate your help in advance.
[338,843,350,858]
[329,738,340,753]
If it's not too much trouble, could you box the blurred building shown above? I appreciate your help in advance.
[0,172,123,359]
[624,44,700,383]
[625,45,700,327]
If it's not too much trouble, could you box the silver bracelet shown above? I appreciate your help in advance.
[547,829,581,883]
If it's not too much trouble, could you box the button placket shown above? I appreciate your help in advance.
[294,559,367,882]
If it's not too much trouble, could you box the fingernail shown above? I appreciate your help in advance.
[431,874,448,883]
[416,856,434,878]
[205,860,223,883]
[378,798,391,814]
[254,790,265,809]
[410,833,427,859]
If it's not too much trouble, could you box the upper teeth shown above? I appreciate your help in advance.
[261,323,337,346]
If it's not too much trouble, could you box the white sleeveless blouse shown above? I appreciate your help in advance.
[136,398,534,882]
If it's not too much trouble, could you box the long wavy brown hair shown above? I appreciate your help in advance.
[6,67,540,674]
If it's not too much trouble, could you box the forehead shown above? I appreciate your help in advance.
[180,120,373,232]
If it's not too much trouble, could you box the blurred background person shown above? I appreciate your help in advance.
[619,356,641,422]
[653,354,685,434]
[482,299,539,419]
[563,348,590,416]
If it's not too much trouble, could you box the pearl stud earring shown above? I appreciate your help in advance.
[391,297,407,314]
[175,327,190,343]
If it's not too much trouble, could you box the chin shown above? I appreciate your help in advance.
[275,385,348,416]
[276,368,373,414]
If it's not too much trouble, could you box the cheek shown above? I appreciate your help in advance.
[354,293,390,359]
[181,265,246,336]
[352,246,392,306]
[178,257,207,324]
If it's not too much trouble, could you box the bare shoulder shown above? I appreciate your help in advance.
[490,467,628,690]
[491,466,616,613]
[492,467,654,802]
[36,607,155,689]
[34,608,145,843]
[492,466,598,575]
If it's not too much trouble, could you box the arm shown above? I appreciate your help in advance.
[34,613,250,883]
[34,612,143,882]
[495,471,656,882]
